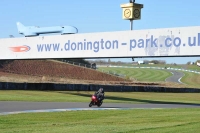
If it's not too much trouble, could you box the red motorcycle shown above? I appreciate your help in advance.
[89,93,103,107]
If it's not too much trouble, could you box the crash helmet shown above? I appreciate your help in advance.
[100,88,104,92]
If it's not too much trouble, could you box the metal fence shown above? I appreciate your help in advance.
[59,59,96,69]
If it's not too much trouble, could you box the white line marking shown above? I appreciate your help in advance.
[0,108,164,115]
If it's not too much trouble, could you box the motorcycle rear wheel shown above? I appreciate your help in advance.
[89,102,93,107]
[97,101,102,107]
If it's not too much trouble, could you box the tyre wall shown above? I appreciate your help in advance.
[0,82,199,93]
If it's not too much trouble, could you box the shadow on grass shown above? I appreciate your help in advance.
[58,91,200,106]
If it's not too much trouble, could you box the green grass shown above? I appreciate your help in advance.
[1,108,200,133]
[1,91,200,104]
[107,64,200,71]
[181,72,200,88]
[98,67,200,88]
[98,67,172,82]
[186,65,200,71]
[1,91,200,132]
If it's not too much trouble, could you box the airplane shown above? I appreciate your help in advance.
[16,22,78,37]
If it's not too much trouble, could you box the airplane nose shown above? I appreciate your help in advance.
[62,26,78,34]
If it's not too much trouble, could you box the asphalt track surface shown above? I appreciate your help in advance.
[165,70,185,83]
[0,70,193,115]
[0,101,200,115]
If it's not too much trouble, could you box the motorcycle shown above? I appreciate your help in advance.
[89,93,103,107]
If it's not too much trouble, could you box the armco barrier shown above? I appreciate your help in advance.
[0,82,199,93]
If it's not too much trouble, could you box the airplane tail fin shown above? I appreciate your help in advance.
[16,22,26,33]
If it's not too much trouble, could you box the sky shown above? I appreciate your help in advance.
[0,0,200,64]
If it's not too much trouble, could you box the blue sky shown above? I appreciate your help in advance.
[0,0,200,64]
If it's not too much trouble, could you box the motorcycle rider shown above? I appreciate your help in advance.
[95,88,104,102]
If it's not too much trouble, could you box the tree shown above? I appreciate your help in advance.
[55,58,90,65]
[187,61,191,65]
[108,58,111,64]
[150,60,159,64]
[158,60,166,64]
[143,60,150,64]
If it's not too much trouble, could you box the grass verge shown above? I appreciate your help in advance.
[181,72,200,88]
[0,108,200,133]
[98,67,200,88]
[0,90,200,104]
[98,67,172,82]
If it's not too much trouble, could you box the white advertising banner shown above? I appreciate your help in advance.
[0,26,200,59]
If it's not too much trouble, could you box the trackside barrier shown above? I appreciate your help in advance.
[57,59,96,69]
[0,82,200,92]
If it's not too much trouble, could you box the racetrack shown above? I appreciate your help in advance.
[0,69,195,115]
[165,70,185,83]
[0,101,200,115]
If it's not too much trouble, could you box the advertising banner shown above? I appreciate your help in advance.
[0,26,200,59]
